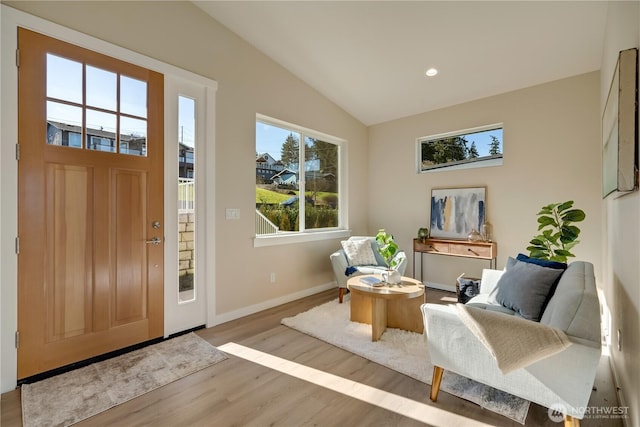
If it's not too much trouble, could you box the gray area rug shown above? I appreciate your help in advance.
[21,332,228,427]
[281,298,530,424]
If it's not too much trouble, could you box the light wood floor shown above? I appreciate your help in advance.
[1,288,622,426]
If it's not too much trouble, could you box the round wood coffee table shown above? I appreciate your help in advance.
[347,275,425,341]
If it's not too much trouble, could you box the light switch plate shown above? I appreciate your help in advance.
[225,208,240,220]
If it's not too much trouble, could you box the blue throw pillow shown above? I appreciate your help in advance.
[515,254,568,314]
[489,257,564,321]
[516,253,567,270]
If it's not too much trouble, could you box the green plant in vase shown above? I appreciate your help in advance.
[417,227,430,242]
[375,229,402,284]
[526,201,586,263]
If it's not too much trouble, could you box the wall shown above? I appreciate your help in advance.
[600,2,640,426]
[368,72,602,288]
[1,1,369,317]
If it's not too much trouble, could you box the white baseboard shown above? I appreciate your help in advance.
[210,281,336,326]
[608,352,629,427]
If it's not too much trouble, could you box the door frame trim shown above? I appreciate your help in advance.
[164,77,216,335]
[0,5,217,393]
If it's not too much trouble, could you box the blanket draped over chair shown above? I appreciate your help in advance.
[456,303,572,374]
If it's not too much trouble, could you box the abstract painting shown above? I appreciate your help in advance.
[430,187,485,239]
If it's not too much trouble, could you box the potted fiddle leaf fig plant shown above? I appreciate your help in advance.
[375,229,402,284]
[526,201,586,263]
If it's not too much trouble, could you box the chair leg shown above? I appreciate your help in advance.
[564,415,580,427]
[339,288,345,303]
[430,366,444,402]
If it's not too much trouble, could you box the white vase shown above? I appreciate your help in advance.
[382,269,402,284]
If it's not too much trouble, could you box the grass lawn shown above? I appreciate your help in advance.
[256,188,291,204]
[256,187,338,204]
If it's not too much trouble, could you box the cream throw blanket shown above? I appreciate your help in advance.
[456,304,572,374]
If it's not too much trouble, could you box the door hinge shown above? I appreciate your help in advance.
[15,49,19,68]
[15,237,20,254]
[16,143,20,161]
[15,331,19,349]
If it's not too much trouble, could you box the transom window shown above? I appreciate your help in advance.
[418,124,503,172]
[46,53,148,156]
[255,115,342,236]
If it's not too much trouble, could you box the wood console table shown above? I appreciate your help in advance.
[413,238,497,283]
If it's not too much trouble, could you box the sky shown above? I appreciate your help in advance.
[465,128,503,157]
[256,121,294,160]
[178,96,195,147]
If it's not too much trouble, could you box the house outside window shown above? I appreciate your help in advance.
[89,135,116,152]
[179,143,194,178]
[255,115,343,237]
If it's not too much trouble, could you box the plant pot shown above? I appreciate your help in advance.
[382,269,402,284]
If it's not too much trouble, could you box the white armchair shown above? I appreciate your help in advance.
[330,236,408,303]
[422,261,601,426]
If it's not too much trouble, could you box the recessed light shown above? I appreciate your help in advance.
[425,68,438,77]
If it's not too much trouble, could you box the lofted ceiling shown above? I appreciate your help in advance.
[194,1,608,126]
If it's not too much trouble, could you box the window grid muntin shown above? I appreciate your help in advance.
[45,53,148,156]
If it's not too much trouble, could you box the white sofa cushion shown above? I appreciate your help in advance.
[466,294,517,315]
[540,261,601,343]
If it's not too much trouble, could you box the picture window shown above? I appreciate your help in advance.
[255,115,344,237]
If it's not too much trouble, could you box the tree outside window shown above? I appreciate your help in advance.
[419,125,503,172]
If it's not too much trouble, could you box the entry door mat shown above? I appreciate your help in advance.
[21,332,228,427]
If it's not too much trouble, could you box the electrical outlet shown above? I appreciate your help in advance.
[270,272,276,283]
[617,329,622,351]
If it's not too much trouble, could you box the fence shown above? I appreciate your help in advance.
[178,178,194,213]
[255,209,279,235]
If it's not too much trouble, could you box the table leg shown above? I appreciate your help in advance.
[387,295,424,333]
[350,292,370,324]
[412,250,415,278]
[371,297,387,341]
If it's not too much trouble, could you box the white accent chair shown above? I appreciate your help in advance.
[422,261,601,427]
[330,236,408,303]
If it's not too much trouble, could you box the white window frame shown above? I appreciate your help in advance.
[254,114,349,247]
[416,123,504,173]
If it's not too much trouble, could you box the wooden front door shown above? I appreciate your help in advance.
[17,28,164,379]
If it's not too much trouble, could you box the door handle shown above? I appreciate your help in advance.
[145,236,162,245]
